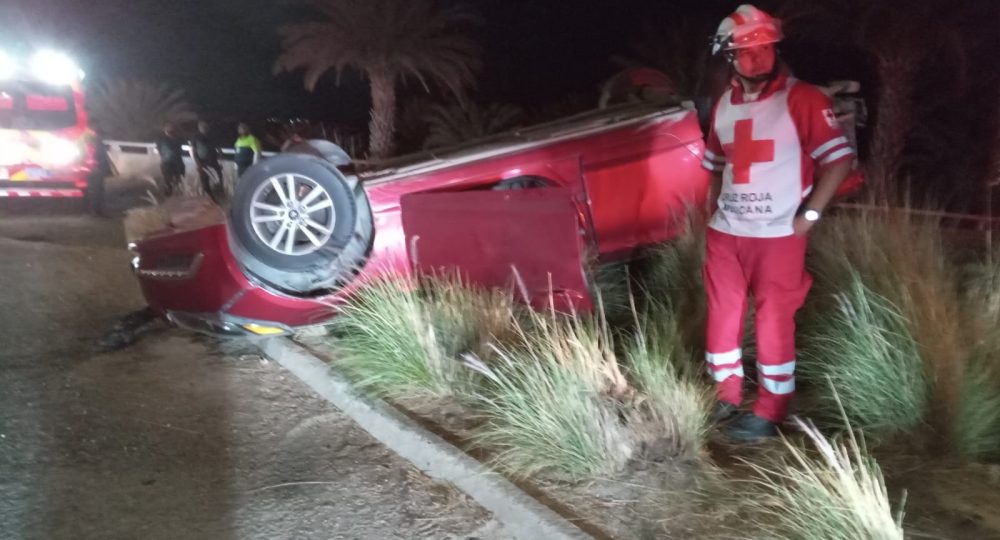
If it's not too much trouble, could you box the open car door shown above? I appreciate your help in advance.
[400,188,594,313]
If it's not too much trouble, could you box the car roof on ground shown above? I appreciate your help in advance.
[357,100,692,185]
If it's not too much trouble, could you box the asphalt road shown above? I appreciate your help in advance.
[0,195,506,540]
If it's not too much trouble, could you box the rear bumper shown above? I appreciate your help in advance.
[164,310,299,337]
[132,223,341,336]
[0,182,86,198]
[0,173,91,198]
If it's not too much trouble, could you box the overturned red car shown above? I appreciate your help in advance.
[129,101,717,336]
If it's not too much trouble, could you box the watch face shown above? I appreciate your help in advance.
[804,209,821,222]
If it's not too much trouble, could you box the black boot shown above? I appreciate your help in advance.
[712,401,739,422]
[725,413,778,442]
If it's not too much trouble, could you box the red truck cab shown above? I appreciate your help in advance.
[0,50,98,201]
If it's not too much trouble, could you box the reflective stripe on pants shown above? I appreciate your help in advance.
[704,228,811,422]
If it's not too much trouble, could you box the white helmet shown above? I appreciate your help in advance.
[711,4,783,55]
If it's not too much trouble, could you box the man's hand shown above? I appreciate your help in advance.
[792,215,815,237]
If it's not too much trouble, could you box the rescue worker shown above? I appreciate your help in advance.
[156,121,185,196]
[233,122,262,177]
[701,5,854,441]
[189,120,224,202]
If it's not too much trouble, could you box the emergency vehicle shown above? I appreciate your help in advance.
[0,49,100,207]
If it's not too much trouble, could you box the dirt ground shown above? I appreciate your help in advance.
[0,193,508,540]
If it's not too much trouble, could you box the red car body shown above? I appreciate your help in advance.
[131,103,711,336]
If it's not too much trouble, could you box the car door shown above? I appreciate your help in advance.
[399,187,594,313]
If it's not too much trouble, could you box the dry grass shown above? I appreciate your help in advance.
[122,205,169,244]
[797,272,928,434]
[801,212,967,440]
[418,274,521,361]
[621,303,713,461]
[956,259,1000,460]
[461,300,710,480]
[330,275,512,400]
[742,393,905,540]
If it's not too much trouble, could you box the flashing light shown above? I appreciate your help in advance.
[0,51,15,80]
[41,137,81,166]
[0,140,27,166]
[29,50,84,86]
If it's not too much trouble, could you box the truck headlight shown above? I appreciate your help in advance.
[0,51,15,80]
[41,138,81,166]
[30,50,83,86]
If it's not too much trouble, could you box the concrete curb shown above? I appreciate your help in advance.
[256,337,592,540]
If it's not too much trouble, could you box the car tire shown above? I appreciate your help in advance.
[228,152,374,294]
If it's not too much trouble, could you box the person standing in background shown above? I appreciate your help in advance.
[234,122,262,177]
[156,122,185,196]
[190,120,224,202]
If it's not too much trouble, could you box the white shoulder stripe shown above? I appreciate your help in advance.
[811,136,849,159]
[820,147,854,165]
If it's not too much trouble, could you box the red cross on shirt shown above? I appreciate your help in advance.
[722,119,774,184]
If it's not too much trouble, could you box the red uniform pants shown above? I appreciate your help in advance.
[703,228,812,423]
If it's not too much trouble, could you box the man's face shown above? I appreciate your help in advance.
[732,44,776,79]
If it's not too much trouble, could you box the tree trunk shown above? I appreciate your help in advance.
[869,49,916,198]
[367,69,396,160]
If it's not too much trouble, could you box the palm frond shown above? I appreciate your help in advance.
[86,79,197,141]
[275,0,481,96]
[423,102,524,149]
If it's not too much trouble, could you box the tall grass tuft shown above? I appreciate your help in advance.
[465,347,634,479]
[630,214,707,356]
[419,274,520,361]
[956,259,1000,460]
[622,301,712,459]
[743,392,906,540]
[330,275,517,400]
[463,310,635,479]
[331,276,458,399]
[590,261,633,330]
[463,300,710,479]
[800,212,963,439]
[955,358,1000,462]
[797,272,928,434]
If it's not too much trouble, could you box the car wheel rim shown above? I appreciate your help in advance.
[249,173,337,256]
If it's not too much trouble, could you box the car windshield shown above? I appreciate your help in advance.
[0,81,78,130]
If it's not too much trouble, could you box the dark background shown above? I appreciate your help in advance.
[0,0,862,125]
[2,0,998,211]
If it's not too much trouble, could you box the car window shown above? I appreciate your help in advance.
[0,81,77,130]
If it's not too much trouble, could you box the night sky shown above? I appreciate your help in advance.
[0,0,768,125]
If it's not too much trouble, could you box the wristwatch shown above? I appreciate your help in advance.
[802,208,822,222]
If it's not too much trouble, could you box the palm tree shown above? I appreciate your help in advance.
[274,0,481,160]
[423,102,524,149]
[612,17,716,99]
[86,79,196,141]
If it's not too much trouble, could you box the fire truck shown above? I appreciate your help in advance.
[0,49,101,209]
